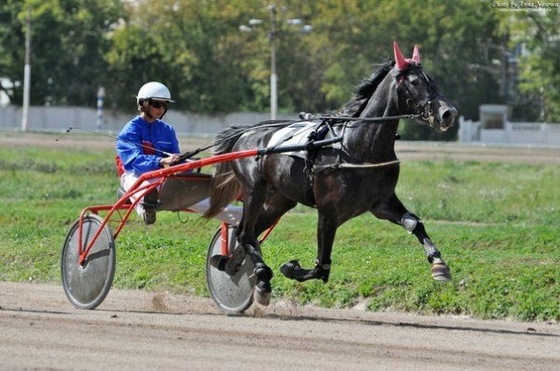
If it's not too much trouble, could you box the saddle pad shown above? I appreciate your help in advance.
[266,121,317,158]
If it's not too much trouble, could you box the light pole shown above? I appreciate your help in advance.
[96,87,105,130]
[240,5,311,120]
[21,7,31,132]
[269,4,277,119]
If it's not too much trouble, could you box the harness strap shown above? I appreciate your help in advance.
[313,159,400,172]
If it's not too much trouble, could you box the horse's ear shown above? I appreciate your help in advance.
[412,44,421,64]
[393,41,408,70]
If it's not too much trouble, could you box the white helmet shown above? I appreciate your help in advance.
[136,81,175,105]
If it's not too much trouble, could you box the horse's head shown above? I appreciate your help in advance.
[392,41,457,132]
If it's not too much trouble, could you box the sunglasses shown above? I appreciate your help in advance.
[149,100,168,109]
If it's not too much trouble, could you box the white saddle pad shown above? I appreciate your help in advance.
[266,121,318,157]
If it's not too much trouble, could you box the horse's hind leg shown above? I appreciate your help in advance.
[210,189,291,306]
[246,194,300,305]
[371,194,452,281]
[235,181,282,306]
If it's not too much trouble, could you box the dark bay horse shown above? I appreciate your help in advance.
[204,41,458,306]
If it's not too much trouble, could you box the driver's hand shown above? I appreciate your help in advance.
[160,154,180,167]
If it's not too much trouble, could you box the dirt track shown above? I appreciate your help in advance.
[1,132,560,370]
[1,282,559,371]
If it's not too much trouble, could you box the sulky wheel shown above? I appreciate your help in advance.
[206,225,256,314]
[61,214,116,309]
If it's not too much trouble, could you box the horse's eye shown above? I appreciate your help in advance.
[409,77,420,86]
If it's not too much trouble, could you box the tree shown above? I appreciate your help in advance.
[300,0,509,140]
[0,0,28,104]
[103,0,327,114]
[3,0,557,138]
[0,0,125,107]
[105,0,268,113]
[506,8,560,122]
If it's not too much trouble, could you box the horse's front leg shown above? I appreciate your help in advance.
[371,194,452,281]
[280,212,335,283]
[400,212,452,281]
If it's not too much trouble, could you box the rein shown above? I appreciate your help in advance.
[306,113,421,123]
[189,113,422,160]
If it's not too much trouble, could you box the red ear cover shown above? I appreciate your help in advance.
[393,40,408,70]
[412,44,421,64]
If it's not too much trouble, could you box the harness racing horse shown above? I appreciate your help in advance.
[204,41,458,306]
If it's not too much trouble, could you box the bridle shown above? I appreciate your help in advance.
[394,64,441,123]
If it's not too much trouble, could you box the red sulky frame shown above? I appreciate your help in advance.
[76,149,258,267]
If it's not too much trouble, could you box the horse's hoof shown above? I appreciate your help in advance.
[431,262,452,281]
[209,254,228,271]
[279,260,300,279]
[253,282,271,307]
[254,263,274,281]
[280,260,320,282]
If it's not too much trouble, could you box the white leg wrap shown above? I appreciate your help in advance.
[402,213,419,233]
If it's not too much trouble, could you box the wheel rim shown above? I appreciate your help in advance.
[206,226,255,314]
[61,214,115,309]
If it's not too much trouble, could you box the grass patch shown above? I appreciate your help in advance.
[0,145,558,321]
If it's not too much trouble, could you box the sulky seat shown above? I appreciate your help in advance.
[157,172,212,211]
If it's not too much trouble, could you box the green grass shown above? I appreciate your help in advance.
[0,144,558,321]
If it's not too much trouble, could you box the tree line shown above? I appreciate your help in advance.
[1,0,558,140]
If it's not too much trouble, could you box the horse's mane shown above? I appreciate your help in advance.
[338,60,395,117]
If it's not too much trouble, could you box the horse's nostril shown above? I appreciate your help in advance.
[439,106,457,127]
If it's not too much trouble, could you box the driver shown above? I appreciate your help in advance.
[116,81,241,226]
[116,81,181,224]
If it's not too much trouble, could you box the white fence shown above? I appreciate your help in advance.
[459,116,560,146]
[5,105,560,147]
[0,105,294,136]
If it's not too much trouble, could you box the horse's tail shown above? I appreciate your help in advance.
[203,161,240,219]
[203,126,245,219]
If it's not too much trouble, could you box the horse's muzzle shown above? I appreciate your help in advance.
[438,104,458,131]
[428,100,457,132]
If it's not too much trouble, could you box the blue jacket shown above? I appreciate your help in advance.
[116,115,180,176]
